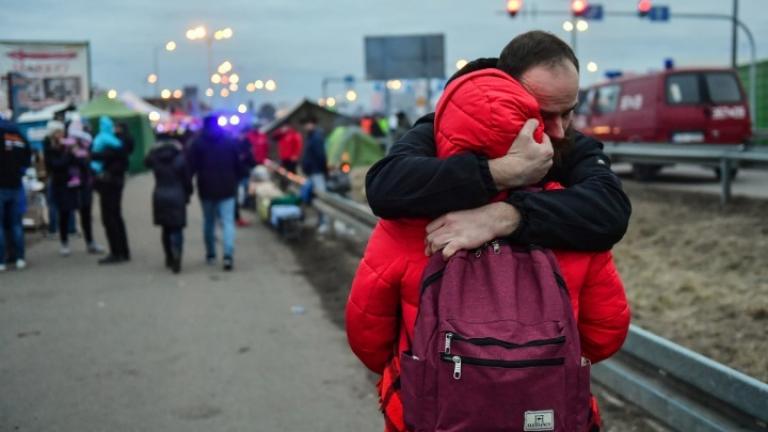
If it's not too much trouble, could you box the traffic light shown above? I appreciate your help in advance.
[506,0,522,17]
[637,0,652,17]
[571,0,588,17]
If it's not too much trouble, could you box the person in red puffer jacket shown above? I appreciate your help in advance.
[345,68,630,432]
[274,125,302,173]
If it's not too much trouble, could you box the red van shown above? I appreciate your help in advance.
[573,68,752,178]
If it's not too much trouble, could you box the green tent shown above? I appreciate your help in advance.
[80,94,155,173]
[325,126,385,168]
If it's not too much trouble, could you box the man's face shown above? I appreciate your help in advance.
[519,61,579,142]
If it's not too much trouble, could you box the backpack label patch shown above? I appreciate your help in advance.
[524,410,554,431]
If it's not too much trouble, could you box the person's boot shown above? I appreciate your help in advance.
[171,248,182,274]
[99,255,127,265]
[222,256,233,271]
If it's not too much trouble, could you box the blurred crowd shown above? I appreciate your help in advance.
[0,110,333,274]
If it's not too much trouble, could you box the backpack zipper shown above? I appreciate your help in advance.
[420,269,445,295]
[442,354,565,380]
[444,331,565,354]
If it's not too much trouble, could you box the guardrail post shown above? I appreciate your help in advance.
[720,158,732,205]
[328,214,337,237]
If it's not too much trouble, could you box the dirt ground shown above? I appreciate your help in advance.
[613,182,768,382]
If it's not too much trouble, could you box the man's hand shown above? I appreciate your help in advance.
[488,119,553,190]
[425,202,521,259]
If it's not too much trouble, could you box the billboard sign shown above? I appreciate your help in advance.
[0,40,90,117]
[365,34,445,81]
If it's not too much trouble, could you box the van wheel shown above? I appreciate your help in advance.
[714,167,739,181]
[632,164,662,181]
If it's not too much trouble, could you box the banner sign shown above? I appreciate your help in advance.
[0,40,90,117]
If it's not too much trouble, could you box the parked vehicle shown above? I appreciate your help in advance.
[574,68,752,180]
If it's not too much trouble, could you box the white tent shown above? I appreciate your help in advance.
[119,91,171,122]
[17,101,75,123]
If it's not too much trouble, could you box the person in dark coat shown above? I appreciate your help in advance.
[0,117,31,271]
[91,116,131,264]
[186,114,242,271]
[66,117,104,255]
[300,116,329,232]
[43,121,85,257]
[145,136,192,273]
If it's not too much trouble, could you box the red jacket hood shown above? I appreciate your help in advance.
[434,69,544,159]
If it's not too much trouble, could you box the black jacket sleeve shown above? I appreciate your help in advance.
[506,133,631,251]
[364,116,631,251]
[365,114,497,218]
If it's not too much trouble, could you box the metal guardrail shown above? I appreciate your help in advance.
[752,129,768,141]
[264,163,768,431]
[603,142,768,205]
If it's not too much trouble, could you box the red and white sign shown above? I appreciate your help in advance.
[0,41,90,115]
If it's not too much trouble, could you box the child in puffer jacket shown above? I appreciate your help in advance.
[345,68,631,432]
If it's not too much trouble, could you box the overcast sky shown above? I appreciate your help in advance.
[2,0,766,112]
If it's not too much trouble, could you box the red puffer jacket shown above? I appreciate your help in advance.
[275,127,302,161]
[346,69,631,431]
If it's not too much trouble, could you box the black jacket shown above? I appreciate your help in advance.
[301,129,327,176]
[91,145,129,186]
[187,129,241,200]
[43,137,85,211]
[145,143,192,228]
[0,120,31,189]
[365,114,631,251]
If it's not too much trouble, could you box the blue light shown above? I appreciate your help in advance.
[229,115,240,126]
[217,116,228,127]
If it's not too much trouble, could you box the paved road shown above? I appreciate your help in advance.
[613,163,768,199]
[0,174,380,432]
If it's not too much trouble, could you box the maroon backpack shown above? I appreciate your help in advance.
[400,241,591,432]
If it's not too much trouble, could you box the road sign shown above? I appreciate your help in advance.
[648,5,670,22]
[583,4,604,20]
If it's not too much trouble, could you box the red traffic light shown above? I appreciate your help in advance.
[506,0,523,17]
[571,0,588,16]
[637,0,652,16]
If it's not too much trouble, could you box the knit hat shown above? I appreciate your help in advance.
[67,116,93,143]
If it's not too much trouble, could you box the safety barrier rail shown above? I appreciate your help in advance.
[265,162,768,431]
[602,142,768,204]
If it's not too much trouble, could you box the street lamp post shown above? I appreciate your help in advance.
[149,41,176,97]
[563,19,588,57]
[186,26,233,96]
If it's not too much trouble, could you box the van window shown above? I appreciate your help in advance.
[706,73,742,103]
[577,89,595,115]
[667,74,700,104]
[595,85,620,114]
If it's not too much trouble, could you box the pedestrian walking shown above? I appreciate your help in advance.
[0,117,32,271]
[91,116,131,264]
[300,116,329,233]
[145,135,192,274]
[187,114,243,271]
[235,129,256,227]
